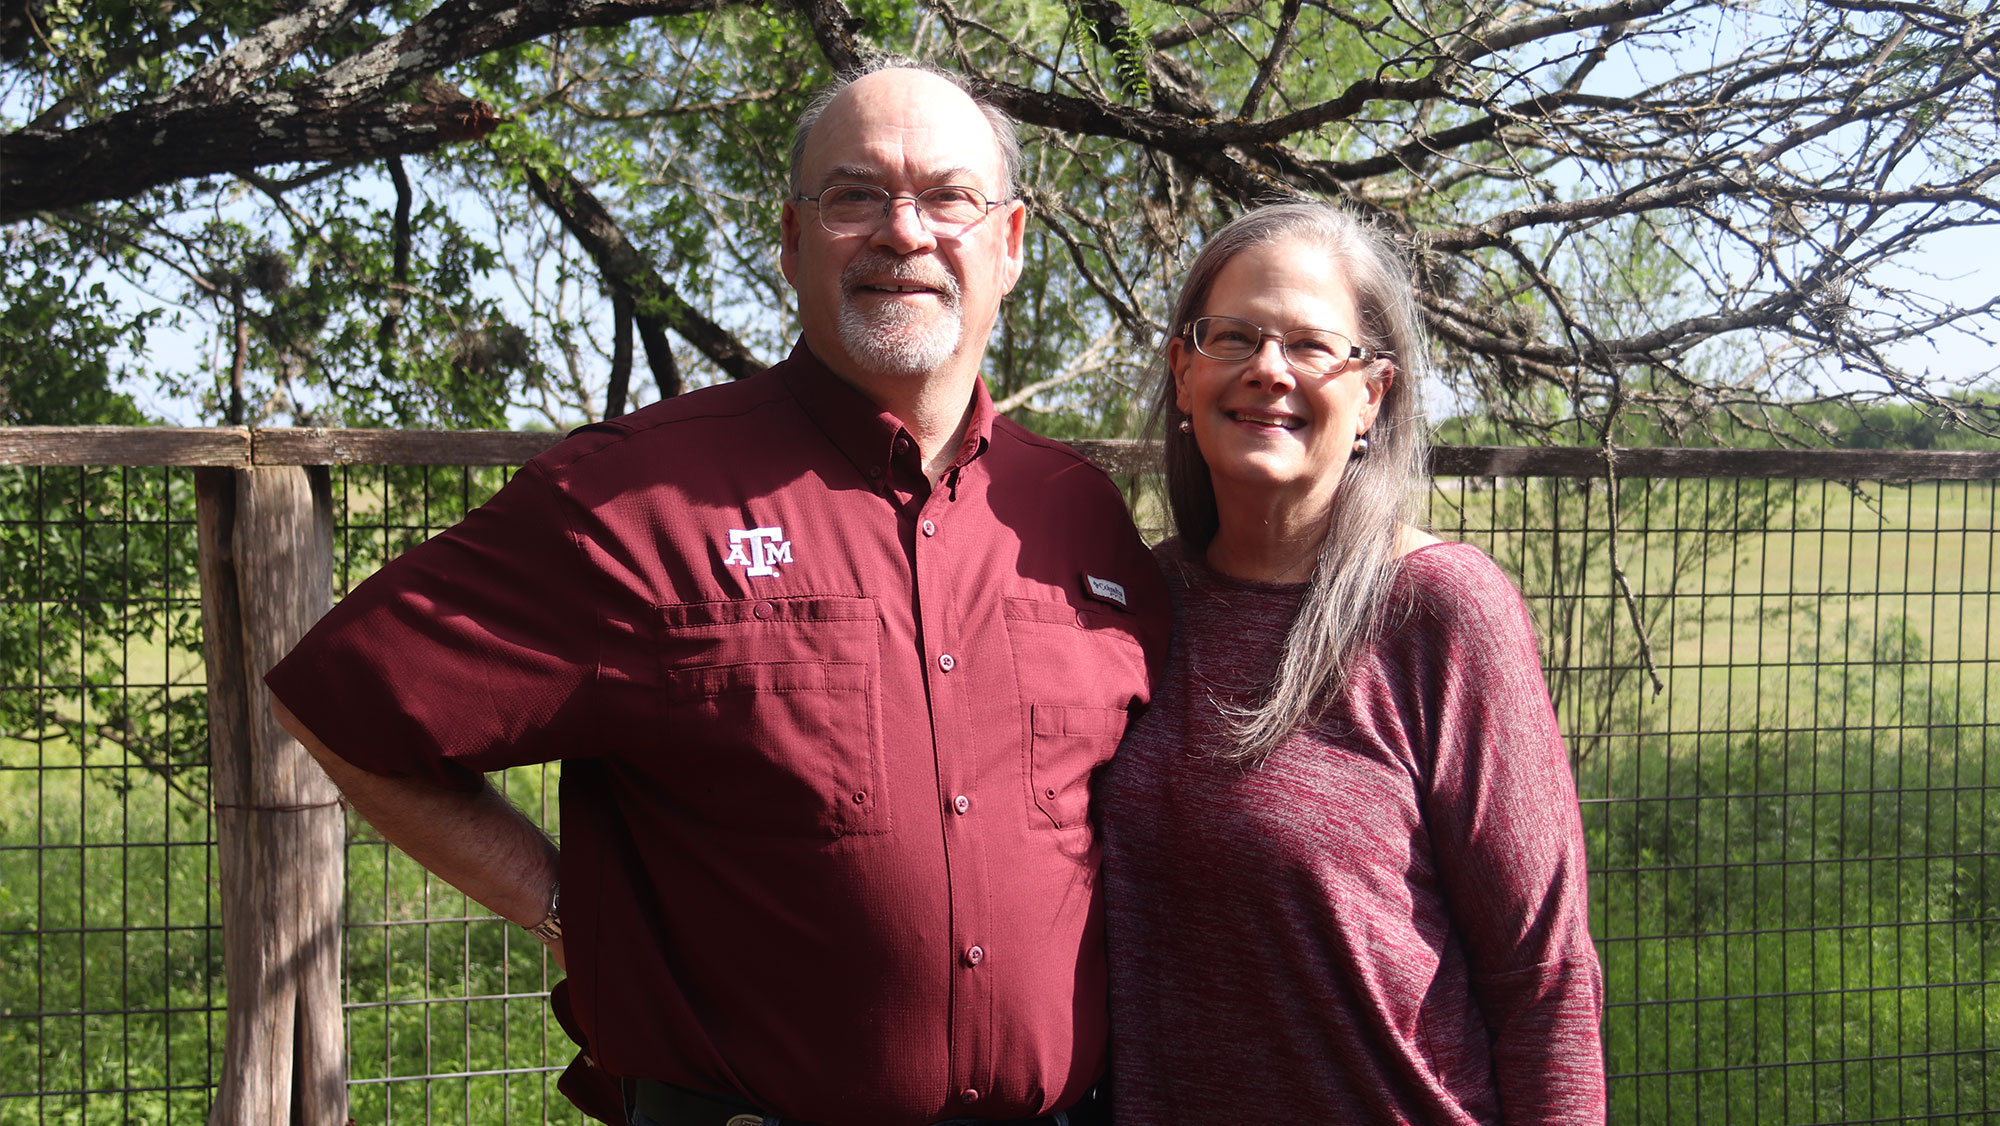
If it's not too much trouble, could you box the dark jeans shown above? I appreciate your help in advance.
[628,1109,778,1126]
[625,1088,773,1125]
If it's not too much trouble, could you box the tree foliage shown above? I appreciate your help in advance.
[3,0,1996,438]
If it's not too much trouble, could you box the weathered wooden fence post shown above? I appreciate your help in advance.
[195,465,347,1126]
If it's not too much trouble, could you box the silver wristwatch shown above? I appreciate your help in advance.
[526,881,561,943]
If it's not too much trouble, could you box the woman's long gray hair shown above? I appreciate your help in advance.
[1154,202,1432,765]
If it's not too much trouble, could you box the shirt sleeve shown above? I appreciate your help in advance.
[264,460,646,790]
[1412,548,1606,1124]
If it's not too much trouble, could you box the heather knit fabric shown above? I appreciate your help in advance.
[1100,539,1605,1125]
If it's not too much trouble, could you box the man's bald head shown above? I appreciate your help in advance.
[789,62,1021,201]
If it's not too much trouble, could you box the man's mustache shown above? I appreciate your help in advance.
[841,252,962,304]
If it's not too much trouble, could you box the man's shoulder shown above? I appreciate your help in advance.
[529,371,795,480]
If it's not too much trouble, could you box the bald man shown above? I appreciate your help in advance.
[268,63,1167,1126]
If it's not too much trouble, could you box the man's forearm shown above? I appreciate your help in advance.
[271,696,564,964]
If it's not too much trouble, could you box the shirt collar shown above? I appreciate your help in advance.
[780,339,994,483]
[952,376,996,472]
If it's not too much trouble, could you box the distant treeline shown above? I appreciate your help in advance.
[1435,396,2000,452]
[1791,398,2000,450]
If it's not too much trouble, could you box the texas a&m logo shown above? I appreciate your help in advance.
[722,526,792,578]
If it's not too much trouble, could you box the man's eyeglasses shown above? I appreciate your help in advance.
[796,184,1009,237]
[1182,315,1389,376]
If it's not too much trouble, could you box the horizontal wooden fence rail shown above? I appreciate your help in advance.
[5,426,2000,479]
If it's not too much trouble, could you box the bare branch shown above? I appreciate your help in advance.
[1236,0,1301,121]
[1149,0,1265,50]
[3,97,504,221]
[522,157,765,382]
[1439,0,1676,69]
[993,325,1125,413]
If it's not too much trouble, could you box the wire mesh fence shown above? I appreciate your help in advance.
[0,464,215,1126]
[325,464,578,1126]
[2,447,1994,1125]
[1431,472,1998,1125]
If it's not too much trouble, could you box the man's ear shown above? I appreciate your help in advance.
[996,198,1028,295]
[779,200,803,288]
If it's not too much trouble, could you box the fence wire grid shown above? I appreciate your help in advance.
[1,458,1994,1125]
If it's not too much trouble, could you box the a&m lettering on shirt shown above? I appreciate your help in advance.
[723,526,793,577]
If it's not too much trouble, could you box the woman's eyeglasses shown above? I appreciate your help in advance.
[1182,315,1389,375]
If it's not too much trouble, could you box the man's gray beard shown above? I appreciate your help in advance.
[837,255,964,379]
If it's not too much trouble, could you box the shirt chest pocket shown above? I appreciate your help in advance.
[1002,596,1149,833]
[656,596,886,838]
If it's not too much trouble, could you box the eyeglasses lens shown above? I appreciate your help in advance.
[815,185,992,235]
[1192,317,1352,375]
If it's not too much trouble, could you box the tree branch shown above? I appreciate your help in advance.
[3,98,503,221]
[3,0,743,221]
[376,154,413,385]
[1236,0,1301,121]
[1149,0,1264,50]
[521,157,764,382]
[160,0,381,111]
[608,291,634,416]
[992,324,1124,413]
[790,0,865,74]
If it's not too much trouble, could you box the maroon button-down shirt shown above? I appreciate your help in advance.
[266,343,1169,1126]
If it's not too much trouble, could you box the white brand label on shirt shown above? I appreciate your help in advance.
[722,526,792,578]
[1084,574,1128,608]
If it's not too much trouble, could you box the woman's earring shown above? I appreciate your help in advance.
[1351,434,1370,457]
[1178,419,1194,434]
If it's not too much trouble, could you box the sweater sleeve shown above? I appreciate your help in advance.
[1409,547,1606,1124]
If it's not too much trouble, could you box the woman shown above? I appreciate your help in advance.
[1099,202,1604,1124]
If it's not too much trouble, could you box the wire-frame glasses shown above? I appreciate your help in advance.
[796,183,1009,237]
[1182,315,1389,375]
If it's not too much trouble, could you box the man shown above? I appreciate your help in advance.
[266,63,1168,1126]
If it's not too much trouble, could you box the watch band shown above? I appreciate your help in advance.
[526,881,561,943]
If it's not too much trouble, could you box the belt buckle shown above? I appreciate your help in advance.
[724,1116,763,1126]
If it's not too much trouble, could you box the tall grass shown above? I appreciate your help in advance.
[1586,625,1998,1123]
[0,743,221,1125]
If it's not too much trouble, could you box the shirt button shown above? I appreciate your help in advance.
[964,945,984,966]
[868,464,884,479]
[938,653,955,672]
[953,794,970,815]
[961,1089,980,1104]
[753,601,774,620]
[922,519,937,537]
